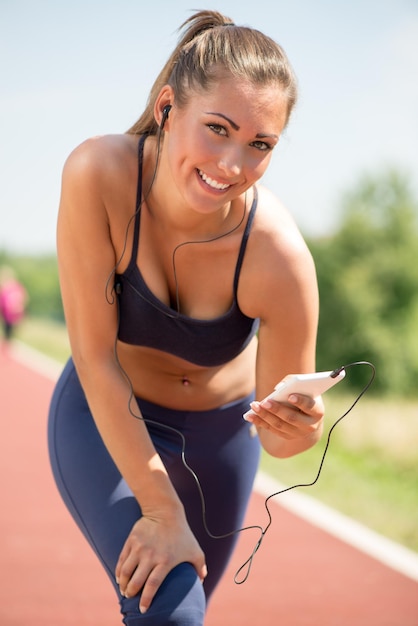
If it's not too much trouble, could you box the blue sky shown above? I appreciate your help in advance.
[1,0,417,253]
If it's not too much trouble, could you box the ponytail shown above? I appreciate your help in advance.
[127,10,297,135]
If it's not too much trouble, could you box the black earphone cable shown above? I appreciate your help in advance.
[105,127,164,305]
[171,193,247,312]
[103,121,377,586]
[111,317,376,585]
[233,360,376,583]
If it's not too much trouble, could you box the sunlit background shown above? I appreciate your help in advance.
[1,4,417,606]
[1,0,417,252]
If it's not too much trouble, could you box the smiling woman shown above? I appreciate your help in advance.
[47,9,322,625]
[141,77,287,224]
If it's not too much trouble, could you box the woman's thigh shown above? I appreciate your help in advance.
[48,360,261,621]
[48,359,206,625]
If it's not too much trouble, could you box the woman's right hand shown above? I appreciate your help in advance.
[115,509,207,614]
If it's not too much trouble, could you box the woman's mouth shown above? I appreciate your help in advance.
[198,169,231,191]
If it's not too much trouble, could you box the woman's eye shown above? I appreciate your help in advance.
[252,140,272,152]
[208,124,227,136]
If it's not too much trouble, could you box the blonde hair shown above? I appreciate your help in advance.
[127,10,298,135]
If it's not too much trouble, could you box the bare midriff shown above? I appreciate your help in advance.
[115,335,258,411]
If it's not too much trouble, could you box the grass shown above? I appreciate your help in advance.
[13,317,418,553]
[15,316,71,363]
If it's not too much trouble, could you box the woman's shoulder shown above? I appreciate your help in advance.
[246,183,315,289]
[253,183,310,256]
[62,134,139,182]
[59,134,141,224]
[240,184,317,320]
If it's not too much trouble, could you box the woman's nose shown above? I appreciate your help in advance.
[217,146,243,177]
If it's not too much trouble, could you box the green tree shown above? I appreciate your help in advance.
[309,169,418,396]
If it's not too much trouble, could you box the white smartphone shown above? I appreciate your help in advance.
[243,369,346,420]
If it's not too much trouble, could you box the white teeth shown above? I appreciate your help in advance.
[199,170,230,190]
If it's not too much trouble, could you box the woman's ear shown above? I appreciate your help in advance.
[154,85,175,129]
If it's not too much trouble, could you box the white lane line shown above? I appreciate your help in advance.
[255,471,418,582]
[11,340,63,381]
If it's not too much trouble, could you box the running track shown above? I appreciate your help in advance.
[1,345,417,626]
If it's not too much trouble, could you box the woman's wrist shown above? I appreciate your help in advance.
[140,496,186,522]
[133,467,185,519]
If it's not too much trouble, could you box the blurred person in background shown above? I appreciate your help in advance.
[0,266,28,346]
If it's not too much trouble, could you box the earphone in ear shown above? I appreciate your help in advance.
[160,104,172,129]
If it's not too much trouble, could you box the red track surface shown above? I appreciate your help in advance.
[1,346,417,625]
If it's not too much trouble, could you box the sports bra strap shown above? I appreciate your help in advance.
[130,135,147,266]
[233,187,258,296]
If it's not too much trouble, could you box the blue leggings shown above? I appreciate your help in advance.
[48,359,260,625]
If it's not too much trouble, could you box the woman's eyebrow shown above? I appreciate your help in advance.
[205,112,240,131]
[204,111,278,140]
[256,132,279,141]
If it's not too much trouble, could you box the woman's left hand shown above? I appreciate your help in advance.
[245,393,324,441]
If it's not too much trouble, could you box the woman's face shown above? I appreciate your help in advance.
[162,76,289,215]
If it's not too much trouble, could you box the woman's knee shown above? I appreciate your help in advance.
[120,563,206,625]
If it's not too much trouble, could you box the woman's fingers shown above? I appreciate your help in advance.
[115,516,207,613]
[247,394,323,439]
[136,563,172,614]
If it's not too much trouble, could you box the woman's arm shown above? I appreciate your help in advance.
[57,137,206,611]
[240,188,324,458]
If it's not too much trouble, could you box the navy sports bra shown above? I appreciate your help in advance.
[115,135,259,367]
